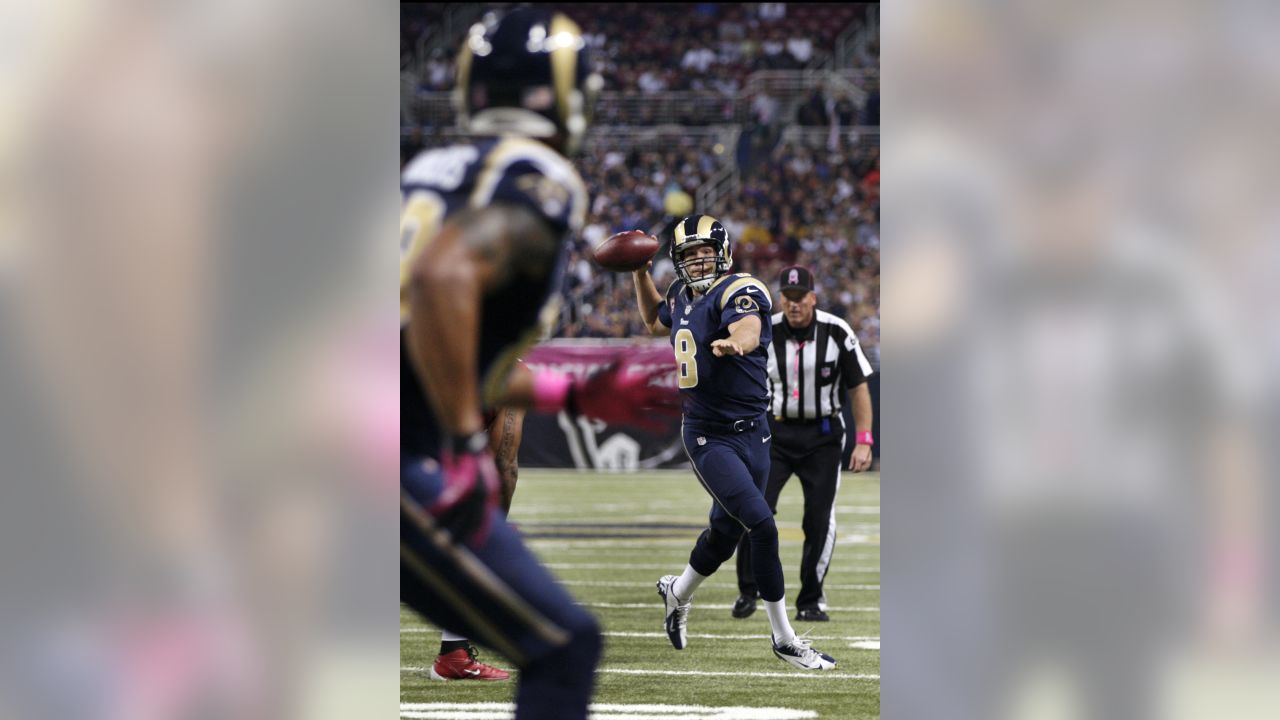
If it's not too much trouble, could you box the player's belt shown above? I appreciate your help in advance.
[687,416,762,435]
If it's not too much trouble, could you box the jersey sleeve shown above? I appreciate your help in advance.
[716,275,772,332]
[469,140,588,236]
[833,320,874,387]
[657,281,681,328]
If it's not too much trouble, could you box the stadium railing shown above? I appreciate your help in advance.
[402,69,879,129]
[777,125,881,150]
[833,4,879,70]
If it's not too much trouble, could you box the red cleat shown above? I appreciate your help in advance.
[429,646,511,681]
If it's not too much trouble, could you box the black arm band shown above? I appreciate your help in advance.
[449,430,489,455]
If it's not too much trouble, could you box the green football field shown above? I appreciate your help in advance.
[401,469,880,719]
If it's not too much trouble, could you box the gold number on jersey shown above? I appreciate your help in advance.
[399,189,446,324]
[675,328,699,389]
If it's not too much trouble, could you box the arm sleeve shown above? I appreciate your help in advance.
[835,323,873,387]
[656,297,673,328]
[656,280,682,329]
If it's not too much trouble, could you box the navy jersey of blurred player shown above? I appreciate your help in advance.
[399,8,605,716]
[631,215,837,670]
[400,134,585,459]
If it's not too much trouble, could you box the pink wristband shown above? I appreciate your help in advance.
[532,371,572,413]
[856,431,874,446]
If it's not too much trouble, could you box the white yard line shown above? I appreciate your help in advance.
[401,701,820,719]
[582,602,879,612]
[399,629,881,643]
[541,562,880,572]
[601,631,879,641]
[551,579,879,590]
[402,667,878,681]
[599,668,879,680]
[523,537,879,548]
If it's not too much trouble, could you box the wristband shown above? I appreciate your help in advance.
[449,430,489,456]
[855,431,874,446]
[532,371,572,413]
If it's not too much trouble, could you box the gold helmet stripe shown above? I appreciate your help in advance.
[696,214,717,237]
[453,27,477,122]
[549,14,583,132]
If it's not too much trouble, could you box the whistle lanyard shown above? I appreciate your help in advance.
[791,340,805,399]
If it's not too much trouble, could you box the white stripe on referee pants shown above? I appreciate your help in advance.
[814,413,845,611]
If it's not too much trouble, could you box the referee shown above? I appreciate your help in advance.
[732,265,875,622]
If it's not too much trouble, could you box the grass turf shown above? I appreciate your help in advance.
[401,469,880,719]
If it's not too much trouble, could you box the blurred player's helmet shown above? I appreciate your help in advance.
[671,215,732,292]
[454,8,602,156]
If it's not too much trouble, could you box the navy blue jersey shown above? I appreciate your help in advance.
[400,137,587,458]
[657,273,773,423]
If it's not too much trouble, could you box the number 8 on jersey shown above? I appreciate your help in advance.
[675,328,699,388]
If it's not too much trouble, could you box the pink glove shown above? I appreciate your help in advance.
[430,431,501,545]
[568,361,681,432]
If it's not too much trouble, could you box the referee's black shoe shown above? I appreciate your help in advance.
[795,608,830,622]
[731,593,758,619]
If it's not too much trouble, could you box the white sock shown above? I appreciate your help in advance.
[764,599,796,645]
[441,630,467,642]
[671,565,707,603]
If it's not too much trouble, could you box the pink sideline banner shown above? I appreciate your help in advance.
[517,340,872,470]
[519,340,688,470]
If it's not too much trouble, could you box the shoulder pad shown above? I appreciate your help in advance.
[717,275,771,310]
[468,137,588,232]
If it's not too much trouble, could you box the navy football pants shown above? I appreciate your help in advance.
[681,415,787,602]
[401,456,601,720]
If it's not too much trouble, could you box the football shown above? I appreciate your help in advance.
[591,230,660,272]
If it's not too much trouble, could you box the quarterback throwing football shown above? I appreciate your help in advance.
[632,215,837,670]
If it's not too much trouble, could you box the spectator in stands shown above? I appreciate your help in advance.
[861,84,880,126]
[787,34,813,66]
[797,89,829,126]
[834,94,857,127]
[638,68,667,94]
[424,49,450,91]
[760,28,787,68]
[398,6,879,358]
[682,43,717,75]
[740,216,772,254]
[759,3,786,22]
[750,92,779,125]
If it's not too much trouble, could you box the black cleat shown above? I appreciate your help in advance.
[731,594,758,619]
[795,608,830,622]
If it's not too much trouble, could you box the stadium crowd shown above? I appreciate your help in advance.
[553,137,879,368]
[404,3,875,91]
[400,3,880,364]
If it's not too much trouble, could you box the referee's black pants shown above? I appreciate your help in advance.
[735,417,843,612]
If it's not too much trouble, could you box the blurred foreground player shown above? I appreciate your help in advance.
[631,215,838,669]
[401,9,674,717]
[430,365,525,682]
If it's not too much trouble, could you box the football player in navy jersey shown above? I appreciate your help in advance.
[631,215,838,670]
[400,9,676,718]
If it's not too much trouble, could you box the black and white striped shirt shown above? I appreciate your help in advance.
[766,310,874,420]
